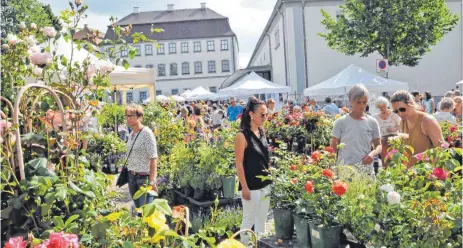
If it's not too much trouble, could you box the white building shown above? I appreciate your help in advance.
[103,3,239,103]
[247,0,462,98]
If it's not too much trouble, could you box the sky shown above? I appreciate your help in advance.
[40,0,276,68]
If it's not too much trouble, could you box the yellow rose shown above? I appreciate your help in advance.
[218,239,246,248]
[105,212,121,222]
[143,210,167,230]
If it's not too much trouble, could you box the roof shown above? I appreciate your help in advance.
[73,25,105,45]
[104,19,235,42]
[220,65,271,89]
[116,8,227,26]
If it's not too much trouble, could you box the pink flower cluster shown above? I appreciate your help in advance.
[385,149,398,160]
[33,232,79,248]
[4,236,27,248]
[29,52,52,65]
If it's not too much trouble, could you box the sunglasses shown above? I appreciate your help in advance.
[125,114,138,118]
[393,107,407,114]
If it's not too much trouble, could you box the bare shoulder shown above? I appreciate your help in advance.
[422,114,439,125]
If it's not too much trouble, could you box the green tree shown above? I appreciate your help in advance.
[1,0,62,39]
[319,0,459,67]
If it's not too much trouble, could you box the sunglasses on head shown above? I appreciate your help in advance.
[393,107,407,114]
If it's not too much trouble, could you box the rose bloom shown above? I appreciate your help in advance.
[432,167,447,181]
[29,52,52,65]
[19,22,26,29]
[387,191,401,205]
[4,236,27,248]
[25,35,37,47]
[324,146,335,154]
[42,27,57,38]
[28,45,41,55]
[385,149,398,160]
[7,34,18,45]
[33,67,43,76]
[30,23,37,29]
[305,181,313,193]
[332,181,347,196]
[322,169,334,179]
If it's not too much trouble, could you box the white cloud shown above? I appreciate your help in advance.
[78,11,111,33]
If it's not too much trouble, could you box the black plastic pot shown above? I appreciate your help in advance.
[294,214,311,248]
[274,208,294,240]
[348,241,367,248]
[207,189,221,200]
[309,221,342,248]
[184,186,194,197]
[193,189,206,201]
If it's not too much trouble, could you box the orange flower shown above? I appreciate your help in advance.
[89,100,99,107]
[290,165,297,171]
[332,181,347,196]
[311,151,322,161]
[305,181,313,193]
[291,178,298,184]
[172,205,185,219]
[322,169,334,179]
[324,146,335,154]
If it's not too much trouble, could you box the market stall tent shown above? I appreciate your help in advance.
[218,72,290,98]
[303,64,409,97]
[186,86,219,101]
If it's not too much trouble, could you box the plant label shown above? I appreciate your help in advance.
[311,229,320,239]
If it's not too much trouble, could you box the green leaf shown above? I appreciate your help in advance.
[55,185,67,201]
[153,199,171,216]
[122,242,135,248]
[133,189,144,200]
[142,203,156,217]
[82,191,96,198]
[122,59,129,70]
[68,181,84,193]
[65,214,80,227]
[52,216,65,229]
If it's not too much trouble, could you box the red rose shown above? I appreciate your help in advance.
[324,146,335,154]
[311,151,322,161]
[432,167,447,181]
[305,181,313,193]
[291,178,298,184]
[290,165,297,171]
[448,135,453,142]
[332,181,348,196]
[322,169,334,179]
[450,125,457,132]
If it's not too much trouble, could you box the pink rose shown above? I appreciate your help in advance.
[45,232,80,248]
[86,65,97,81]
[385,149,398,160]
[432,167,447,181]
[4,236,27,248]
[27,45,41,55]
[441,143,450,149]
[7,34,18,45]
[29,52,52,65]
[414,152,429,161]
[42,27,57,38]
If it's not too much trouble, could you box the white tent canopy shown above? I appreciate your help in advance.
[180,90,192,98]
[219,72,291,98]
[186,86,219,100]
[456,80,462,85]
[303,64,409,97]
[171,95,186,102]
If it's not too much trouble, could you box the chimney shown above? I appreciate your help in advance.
[133,7,139,13]
[167,4,174,11]
[200,2,206,9]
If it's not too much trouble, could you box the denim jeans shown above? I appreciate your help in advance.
[128,173,155,208]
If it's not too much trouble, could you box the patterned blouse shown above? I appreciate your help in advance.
[126,127,158,173]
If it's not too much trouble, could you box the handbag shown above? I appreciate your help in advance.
[116,127,144,187]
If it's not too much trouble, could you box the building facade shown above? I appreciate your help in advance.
[103,3,239,103]
[248,0,462,98]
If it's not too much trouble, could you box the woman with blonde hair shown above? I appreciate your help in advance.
[391,91,445,166]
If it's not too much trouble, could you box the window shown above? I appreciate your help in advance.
[221,40,229,51]
[182,62,190,75]
[134,65,142,68]
[194,41,201,52]
[181,42,188,53]
[209,87,217,93]
[221,60,230,72]
[169,43,176,54]
[207,41,215,51]
[171,89,179,95]
[133,45,141,56]
[127,92,133,102]
[208,61,216,73]
[121,47,128,57]
[145,44,153,55]
[274,28,280,49]
[156,90,162,96]
[183,88,190,91]
[157,44,165,55]
[139,91,147,102]
[194,61,202,74]
[170,63,178,75]
[158,64,166,76]
[146,64,154,68]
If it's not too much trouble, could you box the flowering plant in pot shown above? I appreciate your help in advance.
[440,121,462,148]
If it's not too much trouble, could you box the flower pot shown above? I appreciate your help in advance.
[348,241,366,248]
[184,186,194,197]
[193,189,206,201]
[309,222,342,248]
[207,189,221,200]
[222,176,236,199]
[294,214,311,248]
[274,208,294,240]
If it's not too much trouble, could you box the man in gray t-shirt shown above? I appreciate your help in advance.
[331,114,381,174]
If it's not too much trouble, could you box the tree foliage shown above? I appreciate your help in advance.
[319,0,459,66]
[1,0,62,39]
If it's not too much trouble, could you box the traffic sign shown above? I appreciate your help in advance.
[377,59,388,73]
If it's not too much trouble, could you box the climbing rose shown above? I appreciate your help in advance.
[322,169,334,179]
[42,27,57,38]
[305,181,313,193]
[332,181,347,196]
[387,191,401,205]
[4,236,27,248]
[29,52,52,65]
[432,167,447,181]
[324,146,335,154]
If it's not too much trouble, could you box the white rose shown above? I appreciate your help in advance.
[374,224,381,232]
[2,44,9,50]
[379,184,394,193]
[29,52,52,65]
[33,67,43,76]
[19,22,26,29]
[27,45,41,55]
[42,27,57,38]
[7,34,18,45]
[387,191,401,205]
[25,35,37,47]
[30,23,37,29]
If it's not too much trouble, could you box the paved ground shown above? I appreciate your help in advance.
[107,175,133,210]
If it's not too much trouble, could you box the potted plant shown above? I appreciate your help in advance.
[190,173,207,201]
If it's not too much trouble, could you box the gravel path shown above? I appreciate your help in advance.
[107,174,133,210]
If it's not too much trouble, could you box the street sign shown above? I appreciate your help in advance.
[377,59,388,73]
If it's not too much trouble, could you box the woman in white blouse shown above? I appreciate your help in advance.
[125,104,158,208]
[434,98,456,124]
[373,97,401,167]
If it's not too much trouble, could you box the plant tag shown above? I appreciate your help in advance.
[311,229,320,239]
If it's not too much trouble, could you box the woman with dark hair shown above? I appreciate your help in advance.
[423,91,435,114]
[234,96,272,241]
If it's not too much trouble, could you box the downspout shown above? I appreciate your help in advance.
[231,35,237,72]
[266,33,273,80]
[279,7,290,87]
[301,0,309,88]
